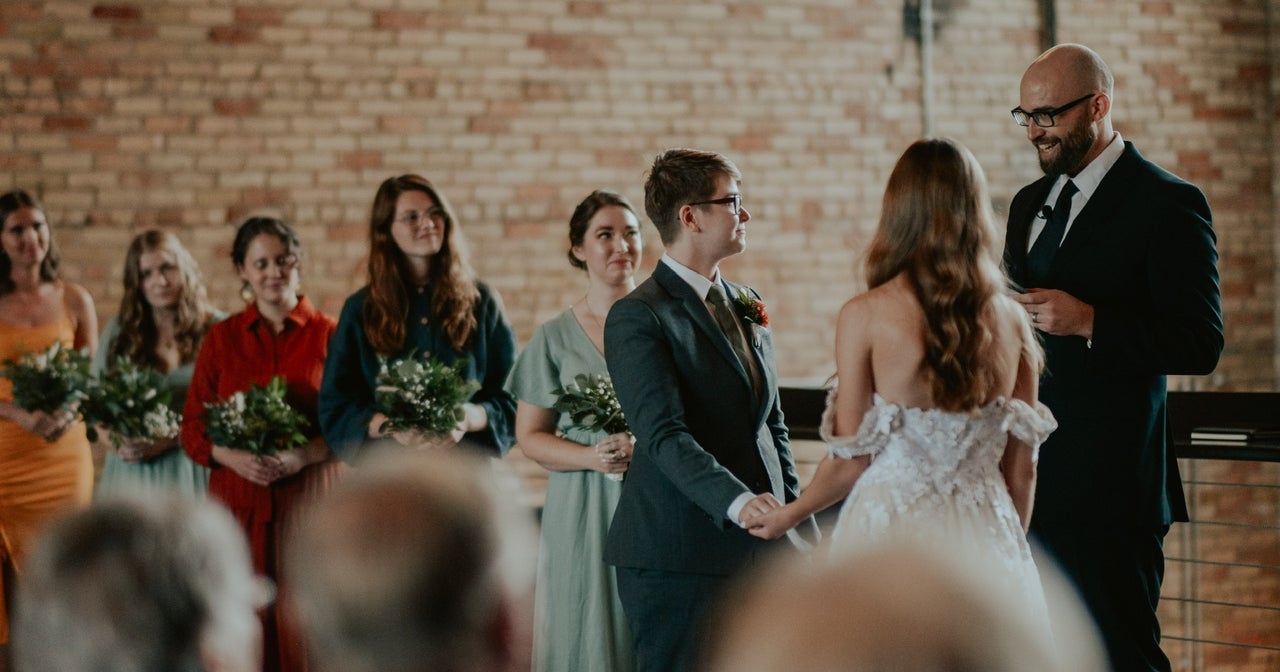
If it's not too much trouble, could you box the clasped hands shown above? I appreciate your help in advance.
[739,493,799,541]
[114,434,178,462]
[26,408,76,443]
[212,439,323,487]
[593,432,633,476]
[374,402,485,450]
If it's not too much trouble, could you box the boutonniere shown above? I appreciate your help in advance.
[734,287,769,327]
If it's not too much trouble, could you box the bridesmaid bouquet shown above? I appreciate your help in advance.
[203,376,309,457]
[374,352,480,439]
[552,373,630,481]
[79,357,180,448]
[0,340,92,414]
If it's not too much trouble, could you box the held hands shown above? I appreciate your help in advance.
[744,498,800,541]
[592,432,633,476]
[1013,288,1095,339]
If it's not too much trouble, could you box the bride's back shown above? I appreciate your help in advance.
[851,272,1026,414]
[837,138,1031,419]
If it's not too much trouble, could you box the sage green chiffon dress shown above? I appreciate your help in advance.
[506,309,635,672]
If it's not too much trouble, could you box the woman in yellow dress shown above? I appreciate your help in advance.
[0,189,97,661]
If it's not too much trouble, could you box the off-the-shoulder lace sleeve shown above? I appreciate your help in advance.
[818,387,896,459]
[1002,399,1058,462]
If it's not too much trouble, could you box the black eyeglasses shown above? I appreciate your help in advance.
[687,194,742,216]
[1010,94,1095,128]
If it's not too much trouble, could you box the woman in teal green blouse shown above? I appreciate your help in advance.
[92,230,222,497]
[506,190,641,672]
[319,174,516,459]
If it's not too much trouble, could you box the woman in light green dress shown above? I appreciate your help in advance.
[92,230,221,497]
[506,190,641,672]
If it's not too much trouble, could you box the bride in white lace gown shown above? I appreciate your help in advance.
[745,138,1057,624]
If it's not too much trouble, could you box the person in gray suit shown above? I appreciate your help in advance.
[603,148,817,672]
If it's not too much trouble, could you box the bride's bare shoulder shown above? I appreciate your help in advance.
[839,275,919,331]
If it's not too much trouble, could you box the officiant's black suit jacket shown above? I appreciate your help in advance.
[1004,142,1223,528]
[602,261,814,574]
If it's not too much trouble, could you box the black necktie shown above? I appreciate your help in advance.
[706,284,760,396]
[1026,179,1078,286]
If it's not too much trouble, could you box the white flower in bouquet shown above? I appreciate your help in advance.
[552,373,631,481]
[0,340,93,415]
[374,352,481,440]
[203,376,308,457]
[81,357,181,448]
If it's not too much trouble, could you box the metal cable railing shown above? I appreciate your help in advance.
[1161,457,1280,672]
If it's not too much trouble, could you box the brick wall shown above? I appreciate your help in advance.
[2,3,1277,670]
[3,0,1271,388]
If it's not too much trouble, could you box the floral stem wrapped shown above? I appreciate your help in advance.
[80,357,180,447]
[0,340,92,414]
[374,352,481,439]
[203,376,309,457]
[552,373,630,436]
[552,373,631,481]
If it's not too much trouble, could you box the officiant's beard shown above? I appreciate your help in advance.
[1039,118,1096,176]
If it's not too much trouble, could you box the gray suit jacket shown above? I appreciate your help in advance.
[603,262,815,574]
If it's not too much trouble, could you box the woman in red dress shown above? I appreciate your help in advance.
[182,217,339,672]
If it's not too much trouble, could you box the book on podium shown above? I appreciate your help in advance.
[1190,425,1280,445]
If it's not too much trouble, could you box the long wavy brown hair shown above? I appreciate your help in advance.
[108,230,219,371]
[363,175,479,355]
[0,189,61,297]
[865,138,1038,411]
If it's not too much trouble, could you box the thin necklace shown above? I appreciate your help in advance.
[581,297,607,332]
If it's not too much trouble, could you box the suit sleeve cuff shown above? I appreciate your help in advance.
[727,491,754,528]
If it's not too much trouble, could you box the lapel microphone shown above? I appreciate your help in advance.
[1037,205,1052,219]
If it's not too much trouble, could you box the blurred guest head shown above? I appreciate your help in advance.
[702,542,1106,672]
[286,450,536,672]
[0,188,61,294]
[13,494,265,672]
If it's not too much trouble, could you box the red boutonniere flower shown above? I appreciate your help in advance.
[734,287,769,327]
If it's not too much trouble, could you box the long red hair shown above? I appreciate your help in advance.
[363,175,478,355]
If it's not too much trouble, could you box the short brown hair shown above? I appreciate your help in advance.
[643,149,741,245]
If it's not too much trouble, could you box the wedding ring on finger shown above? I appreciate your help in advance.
[1031,312,1039,323]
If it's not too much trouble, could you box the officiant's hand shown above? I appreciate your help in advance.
[592,432,632,475]
[1013,289,1095,339]
[745,502,799,540]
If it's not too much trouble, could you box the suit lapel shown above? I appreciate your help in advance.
[1052,143,1141,274]
[722,280,773,422]
[1007,176,1055,287]
[652,264,754,393]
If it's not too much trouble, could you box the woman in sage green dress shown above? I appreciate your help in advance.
[92,230,221,497]
[506,190,641,672]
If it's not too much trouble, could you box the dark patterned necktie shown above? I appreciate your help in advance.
[707,284,760,395]
[1027,179,1079,286]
